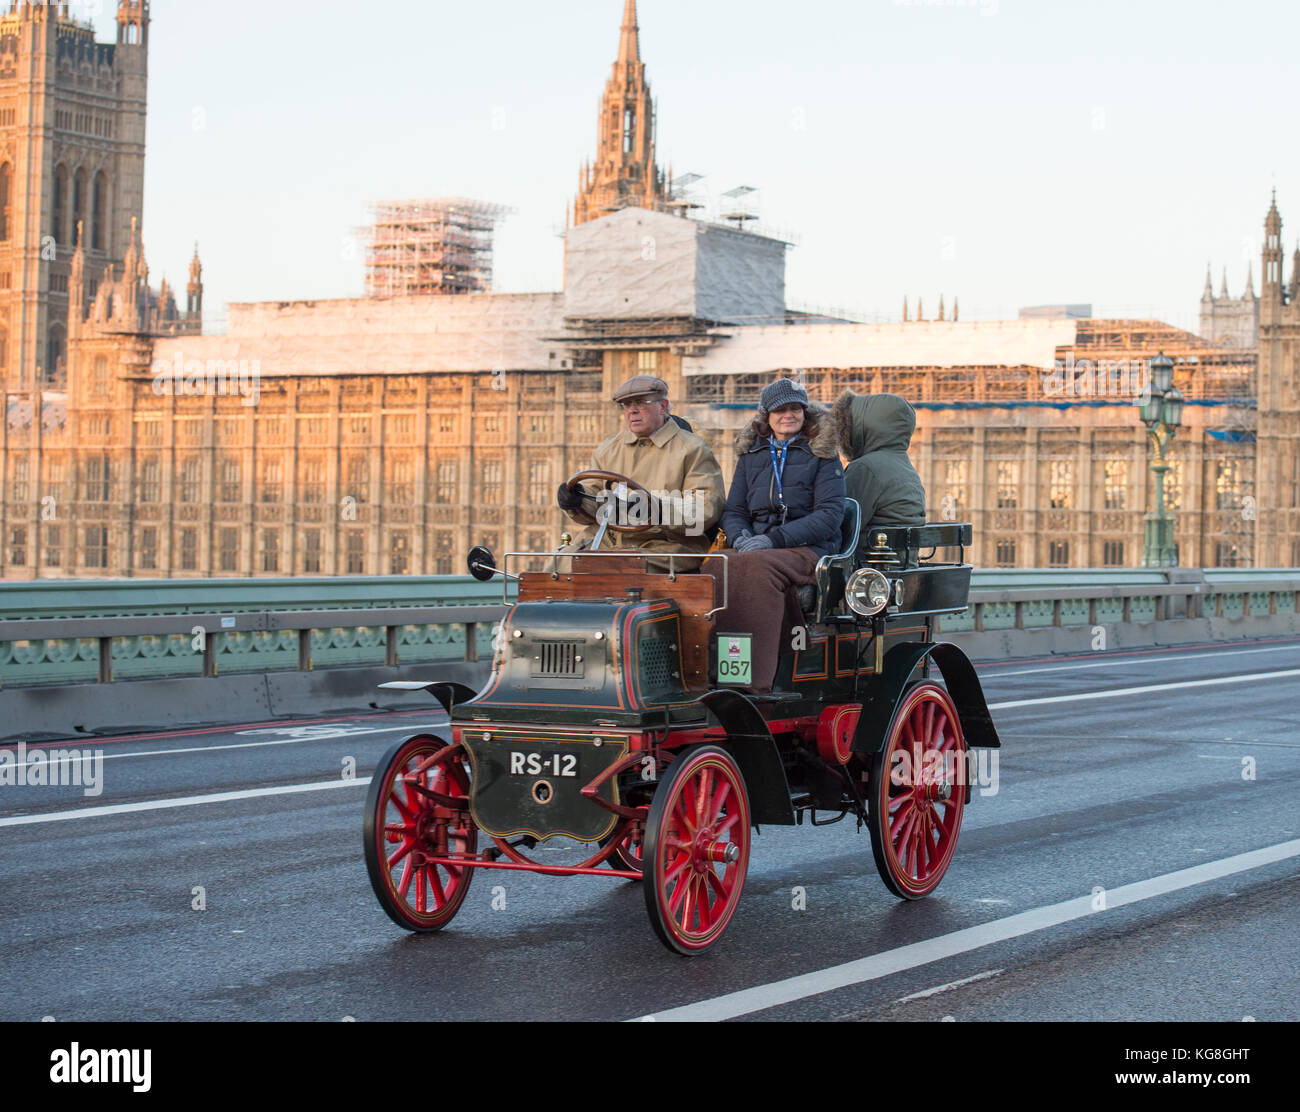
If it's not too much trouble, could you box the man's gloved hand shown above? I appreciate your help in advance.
[736,533,774,554]
[557,483,585,512]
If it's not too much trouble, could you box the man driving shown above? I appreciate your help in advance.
[557,375,725,571]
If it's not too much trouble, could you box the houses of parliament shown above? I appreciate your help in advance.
[1,0,1297,581]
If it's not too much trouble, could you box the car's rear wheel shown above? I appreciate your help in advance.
[867,683,966,900]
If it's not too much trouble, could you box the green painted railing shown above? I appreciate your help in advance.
[0,577,505,689]
[2,570,1298,690]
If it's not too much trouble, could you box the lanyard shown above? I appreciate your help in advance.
[769,439,791,511]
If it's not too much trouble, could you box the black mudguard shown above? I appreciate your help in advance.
[425,682,480,717]
[851,642,1001,757]
[700,690,797,826]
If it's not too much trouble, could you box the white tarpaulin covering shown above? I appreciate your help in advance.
[152,293,568,376]
[684,319,1082,377]
[565,208,786,323]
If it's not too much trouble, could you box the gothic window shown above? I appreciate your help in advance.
[995,462,1020,510]
[299,456,326,504]
[53,165,69,245]
[1164,458,1183,513]
[260,459,283,503]
[1215,459,1242,511]
[47,324,66,385]
[623,109,635,153]
[91,356,110,397]
[1103,459,1128,511]
[73,169,87,246]
[179,529,198,572]
[527,460,550,506]
[0,327,7,373]
[92,171,108,252]
[10,457,29,502]
[345,532,365,575]
[387,455,414,504]
[260,530,280,573]
[139,458,160,503]
[1048,540,1070,568]
[84,526,109,570]
[1048,461,1073,510]
[8,526,27,566]
[218,528,239,573]
[346,455,369,503]
[994,539,1016,568]
[179,457,202,504]
[943,461,968,515]
[219,458,241,503]
[0,163,10,242]
[390,533,411,576]
[303,530,323,574]
[433,533,453,576]
[43,525,63,569]
[481,459,503,504]
[83,456,110,502]
[1102,541,1126,568]
[139,527,158,571]
[433,460,458,504]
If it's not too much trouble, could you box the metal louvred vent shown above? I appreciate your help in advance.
[534,641,584,677]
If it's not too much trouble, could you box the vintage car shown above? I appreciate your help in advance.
[363,468,1001,955]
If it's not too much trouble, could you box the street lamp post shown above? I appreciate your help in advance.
[1139,352,1185,568]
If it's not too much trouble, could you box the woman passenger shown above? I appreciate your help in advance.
[708,379,846,693]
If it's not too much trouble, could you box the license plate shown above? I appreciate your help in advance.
[717,634,753,684]
[509,752,579,778]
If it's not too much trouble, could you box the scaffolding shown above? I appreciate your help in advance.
[361,198,514,298]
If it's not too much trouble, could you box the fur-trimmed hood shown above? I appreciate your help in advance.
[833,391,916,461]
[735,401,839,459]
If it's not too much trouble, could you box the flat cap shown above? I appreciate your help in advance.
[613,375,669,405]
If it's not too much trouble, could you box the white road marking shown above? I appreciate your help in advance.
[0,777,372,828]
[0,724,445,768]
[987,643,1300,678]
[893,969,1004,1004]
[633,839,1300,1022]
[988,669,1300,711]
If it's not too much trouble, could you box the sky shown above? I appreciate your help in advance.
[83,0,1300,333]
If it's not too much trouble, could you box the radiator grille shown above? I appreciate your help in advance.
[533,641,584,677]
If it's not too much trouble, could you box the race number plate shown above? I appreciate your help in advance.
[460,731,627,843]
[717,634,753,685]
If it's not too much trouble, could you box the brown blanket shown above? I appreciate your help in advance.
[703,548,817,692]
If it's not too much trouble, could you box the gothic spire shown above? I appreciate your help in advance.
[1221,267,1229,298]
[618,0,641,67]
[1203,263,1213,300]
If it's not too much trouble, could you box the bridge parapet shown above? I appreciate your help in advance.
[1,570,1298,738]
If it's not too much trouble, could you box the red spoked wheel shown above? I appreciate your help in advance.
[867,683,966,900]
[363,735,478,932]
[643,746,751,956]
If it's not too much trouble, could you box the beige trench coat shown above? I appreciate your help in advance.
[563,419,725,568]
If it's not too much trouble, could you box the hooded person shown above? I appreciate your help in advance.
[833,391,926,560]
[705,378,846,693]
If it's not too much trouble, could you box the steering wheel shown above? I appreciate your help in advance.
[561,469,656,535]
